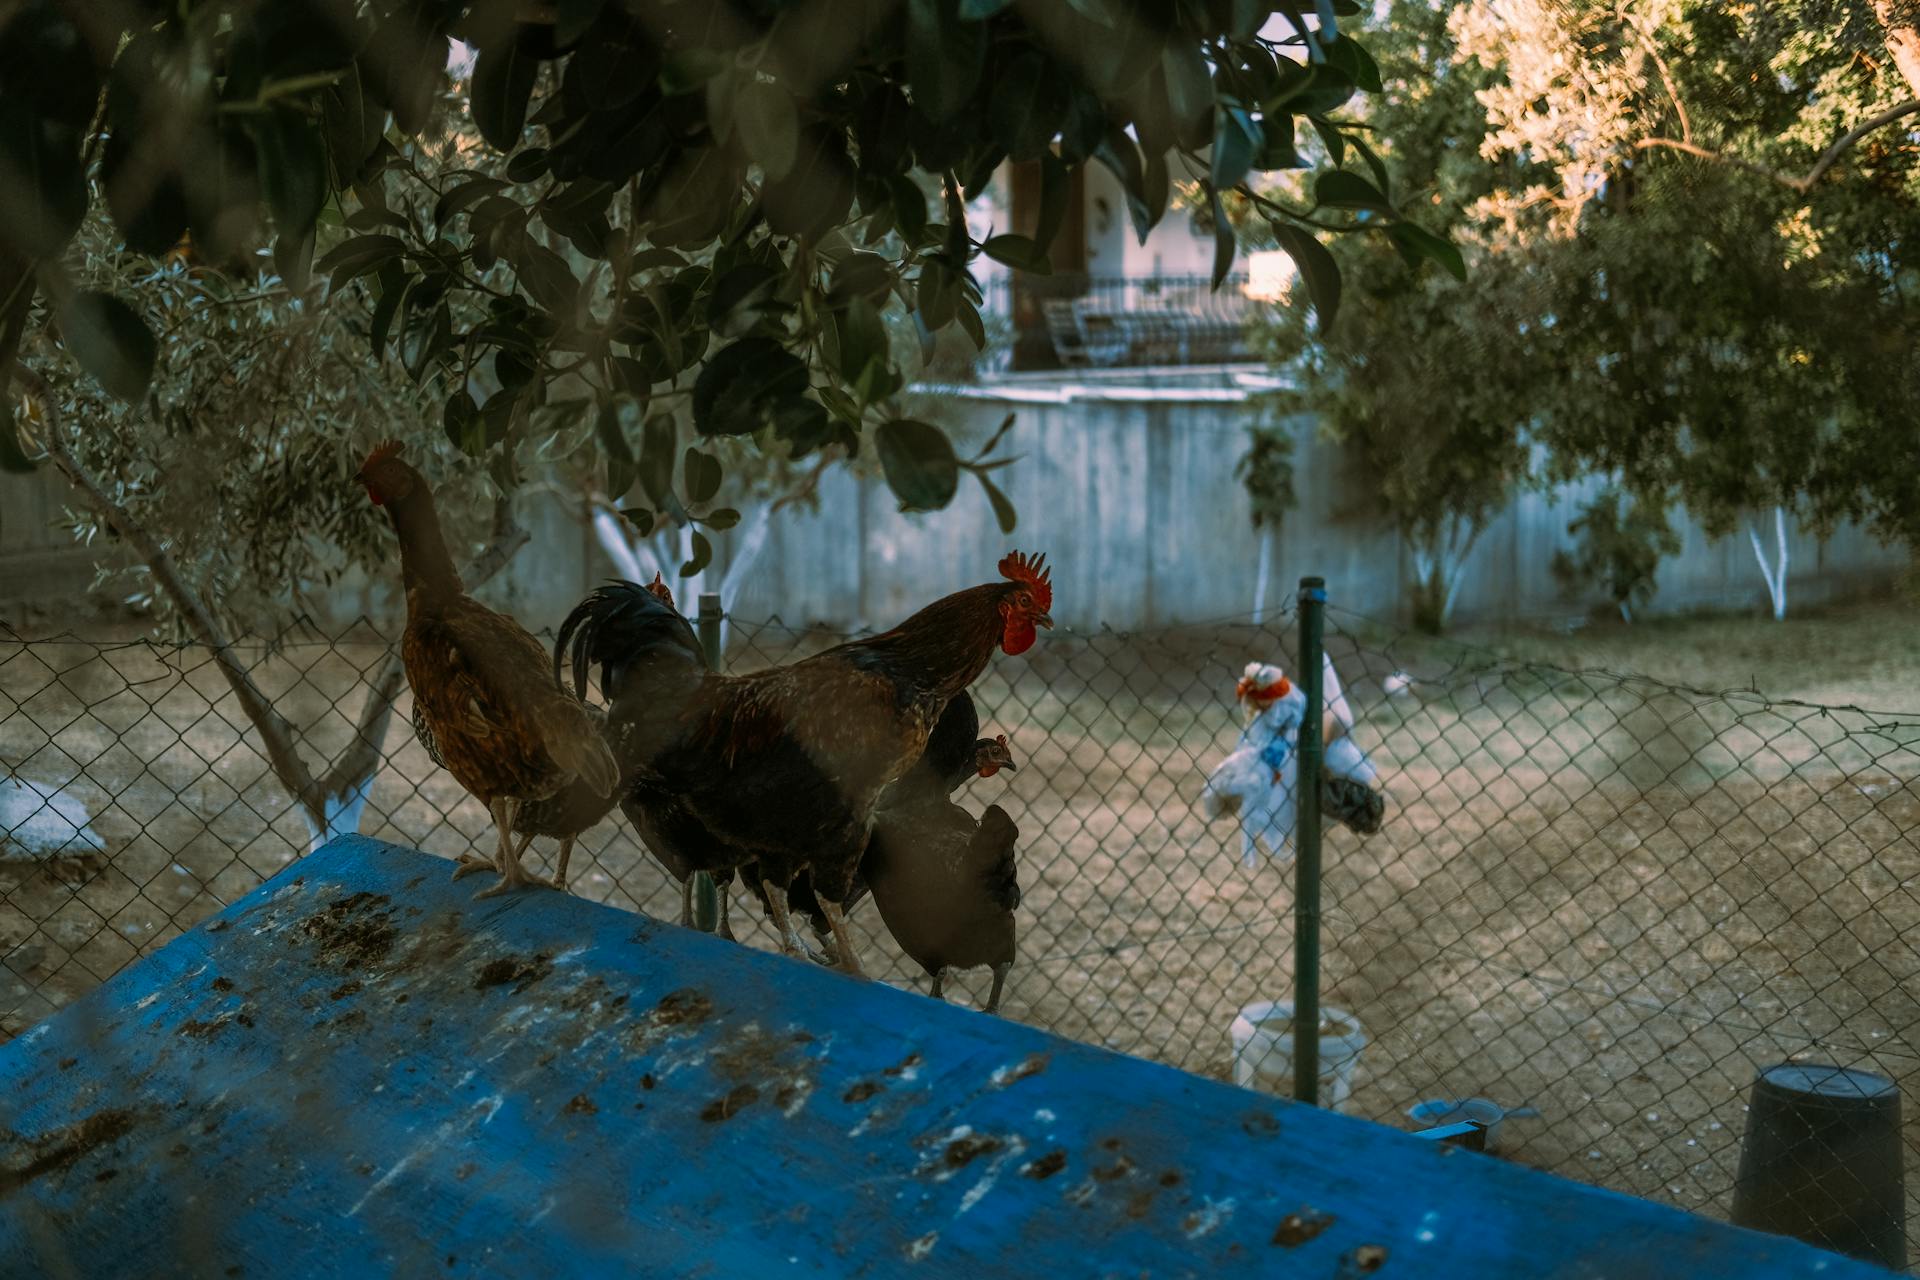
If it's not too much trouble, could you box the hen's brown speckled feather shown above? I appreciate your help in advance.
[404,594,617,808]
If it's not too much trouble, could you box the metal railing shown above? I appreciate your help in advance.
[982,272,1260,370]
[4,597,1919,1261]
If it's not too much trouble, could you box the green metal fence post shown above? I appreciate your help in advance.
[1294,576,1327,1106]
[693,592,723,934]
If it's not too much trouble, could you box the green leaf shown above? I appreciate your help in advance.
[596,393,640,468]
[1161,42,1213,139]
[701,506,742,531]
[0,401,36,474]
[828,252,895,305]
[253,109,327,239]
[990,50,1060,163]
[1313,168,1392,213]
[1323,33,1383,93]
[433,176,509,228]
[978,471,1017,534]
[1388,222,1467,282]
[60,292,157,403]
[642,414,678,505]
[1212,107,1262,193]
[956,298,986,350]
[444,393,485,458]
[681,530,713,578]
[980,234,1052,274]
[974,411,1017,461]
[908,0,986,121]
[1256,113,1306,170]
[318,234,407,288]
[834,295,890,388]
[875,418,960,512]
[736,80,798,182]
[692,338,809,436]
[471,42,536,150]
[1209,185,1235,290]
[1309,115,1348,166]
[510,239,581,316]
[618,505,656,538]
[687,449,721,502]
[917,259,962,330]
[1271,222,1340,332]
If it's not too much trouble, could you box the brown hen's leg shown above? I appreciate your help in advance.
[553,836,575,891]
[928,968,946,1001]
[715,886,736,943]
[986,962,1011,1014]
[818,899,867,978]
[451,853,494,880]
[477,799,554,898]
[677,877,693,928]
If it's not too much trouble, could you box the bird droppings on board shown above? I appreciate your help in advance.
[884,1052,923,1079]
[564,1094,597,1116]
[1158,1170,1182,1188]
[843,1080,883,1104]
[1022,1150,1067,1180]
[473,953,553,993]
[1241,1110,1280,1138]
[1182,1196,1236,1238]
[906,1232,938,1262]
[209,977,235,993]
[176,1016,232,1040]
[329,980,362,1001]
[1336,1244,1389,1276]
[650,989,714,1028]
[0,1107,141,1197]
[700,1084,760,1122]
[1091,1153,1135,1183]
[943,1133,1005,1170]
[988,1054,1048,1087]
[1272,1208,1335,1247]
[299,893,396,969]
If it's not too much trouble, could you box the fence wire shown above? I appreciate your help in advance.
[3,607,1919,1260]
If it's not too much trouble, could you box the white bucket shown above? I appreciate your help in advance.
[1231,1001,1367,1112]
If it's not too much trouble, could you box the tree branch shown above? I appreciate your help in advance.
[13,363,321,815]
[1633,100,1920,193]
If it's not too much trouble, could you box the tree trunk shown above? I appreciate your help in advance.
[1250,525,1273,625]
[1747,506,1790,621]
[1876,2,1920,99]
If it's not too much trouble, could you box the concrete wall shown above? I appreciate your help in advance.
[729,370,1906,631]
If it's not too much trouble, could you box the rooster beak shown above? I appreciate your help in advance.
[1032,611,1053,630]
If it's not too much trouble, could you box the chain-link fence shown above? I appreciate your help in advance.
[4,605,1919,1259]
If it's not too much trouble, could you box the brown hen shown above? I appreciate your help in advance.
[357,441,617,897]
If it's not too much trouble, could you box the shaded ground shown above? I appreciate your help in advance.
[5,604,1920,1254]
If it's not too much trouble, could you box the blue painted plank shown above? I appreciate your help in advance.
[0,836,1879,1278]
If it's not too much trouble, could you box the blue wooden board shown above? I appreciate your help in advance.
[0,836,1880,1278]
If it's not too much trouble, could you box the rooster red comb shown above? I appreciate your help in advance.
[360,439,404,470]
[645,572,676,607]
[998,550,1052,611]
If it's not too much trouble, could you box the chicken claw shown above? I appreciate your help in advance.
[451,853,496,880]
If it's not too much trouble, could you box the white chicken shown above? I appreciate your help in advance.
[1201,656,1385,867]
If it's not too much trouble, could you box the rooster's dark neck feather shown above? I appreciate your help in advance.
[854,583,1015,701]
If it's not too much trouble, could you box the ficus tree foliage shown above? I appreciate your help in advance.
[0,0,1455,549]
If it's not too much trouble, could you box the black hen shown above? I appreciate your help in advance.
[865,801,1022,1012]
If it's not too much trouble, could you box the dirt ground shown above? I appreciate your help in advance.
[6,609,1920,1255]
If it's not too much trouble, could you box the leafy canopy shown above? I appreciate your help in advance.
[0,0,1453,546]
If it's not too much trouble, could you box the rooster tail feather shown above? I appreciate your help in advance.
[553,580,703,706]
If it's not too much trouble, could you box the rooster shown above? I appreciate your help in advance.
[1201,658,1384,867]
[742,690,1017,961]
[555,552,1054,973]
[356,441,619,896]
